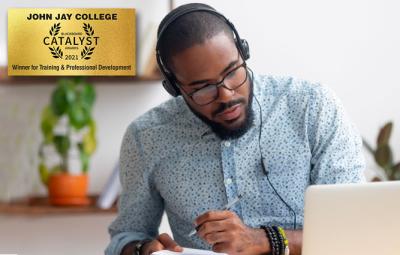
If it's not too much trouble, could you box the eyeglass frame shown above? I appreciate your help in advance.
[176,61,249,106]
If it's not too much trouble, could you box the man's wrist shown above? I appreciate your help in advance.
[120,239,152,255]
[252,228,271,255]
[134,239,152,255]
[120,241,138,255]
[260,226,289,255]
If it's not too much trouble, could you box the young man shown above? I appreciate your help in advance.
[106,3,365,255]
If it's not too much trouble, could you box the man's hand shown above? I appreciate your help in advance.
[141,233,183,255]
[195,211,270,255]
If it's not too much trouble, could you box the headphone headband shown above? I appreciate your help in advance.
[158,5,226,47]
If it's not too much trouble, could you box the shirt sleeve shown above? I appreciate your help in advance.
[105,123,164,255]
[306,84,366,184]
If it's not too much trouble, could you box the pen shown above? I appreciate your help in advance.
[188,194,242,237]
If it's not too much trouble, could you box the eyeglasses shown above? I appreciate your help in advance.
[181,62,248,106]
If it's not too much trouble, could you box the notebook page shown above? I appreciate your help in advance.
[151,247,227,255]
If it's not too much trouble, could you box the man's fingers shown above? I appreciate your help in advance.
[142,240,164,255]
[195,210,235,228]
[212,242,231,254]
[142,233,183,255]
[204,231,230,245]
[157,233,183,252]
[197,219,229,238]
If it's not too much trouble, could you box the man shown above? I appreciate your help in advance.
[106,3,365,255]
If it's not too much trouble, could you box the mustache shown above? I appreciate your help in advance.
[212,98,246,117]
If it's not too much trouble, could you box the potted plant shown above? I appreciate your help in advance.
[38,77,97,206]
[363,122,400,181]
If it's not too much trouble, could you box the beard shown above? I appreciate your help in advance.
[187,81,254,140]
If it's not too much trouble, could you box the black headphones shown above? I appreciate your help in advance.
[156,3,250,97]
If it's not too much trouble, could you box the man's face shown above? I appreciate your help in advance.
[171,32,253,139]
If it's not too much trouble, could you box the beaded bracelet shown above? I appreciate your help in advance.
[277,226,290,255]
[269,227,280,255]
[272,226,284,255]
[261,225,289,255]
[261,226,280,255]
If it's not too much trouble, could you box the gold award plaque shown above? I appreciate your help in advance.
[8,8,136,76]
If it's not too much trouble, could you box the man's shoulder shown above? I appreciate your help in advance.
[129,96,187,132]
[255,74,328,98]
[255,74,339,110]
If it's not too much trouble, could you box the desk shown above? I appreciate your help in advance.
[0,214,116,255]
[0,211,171,255]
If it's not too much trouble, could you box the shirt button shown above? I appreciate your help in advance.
[225,178,232,185]
[224,141,231,147]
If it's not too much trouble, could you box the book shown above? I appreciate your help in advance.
[96,161,121,209]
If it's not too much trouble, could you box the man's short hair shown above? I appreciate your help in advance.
[158,10,234,72]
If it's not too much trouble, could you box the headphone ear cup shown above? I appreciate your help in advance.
[162,79,181,97]
[240,39,250,60]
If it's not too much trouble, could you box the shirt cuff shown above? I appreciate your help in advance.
[105,232,153,255]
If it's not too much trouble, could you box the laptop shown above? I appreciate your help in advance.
[302,181,400,255]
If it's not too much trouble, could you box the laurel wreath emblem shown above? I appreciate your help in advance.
[83,23,95,36]
[81,23,95,60]
[49,22,61,36]
[46,22,96,60]
[81,46,95,60]
[49,46,63,59]
[48,23,63,59]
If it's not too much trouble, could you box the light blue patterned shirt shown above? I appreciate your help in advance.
[105,74,365,255]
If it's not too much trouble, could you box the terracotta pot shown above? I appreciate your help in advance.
[48,173,90,206]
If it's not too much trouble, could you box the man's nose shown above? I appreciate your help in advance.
[216,84,234,103]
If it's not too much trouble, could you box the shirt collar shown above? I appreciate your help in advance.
[178,96,213,138]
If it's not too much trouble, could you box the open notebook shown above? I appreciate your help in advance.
[152,248,227,255]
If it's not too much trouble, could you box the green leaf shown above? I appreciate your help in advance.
[80,151,90,173]
[50,165,63,174]
[54,135,70,156]
[61,79,77,105]
[77,142,83,151]
[362,138,374,155]
[79,83,96,110]
[51,85,68,116]
[377,122,393,146]
[374,144,393,168]
[38,162,50,186]
[51,79,76,116]
[82,129,96,155]
[68,104,90,129]
[40,106,58,143]
[88,119,96,135]
[393,162,400,171]
[393,163,400,180]
[73,76,84,84]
